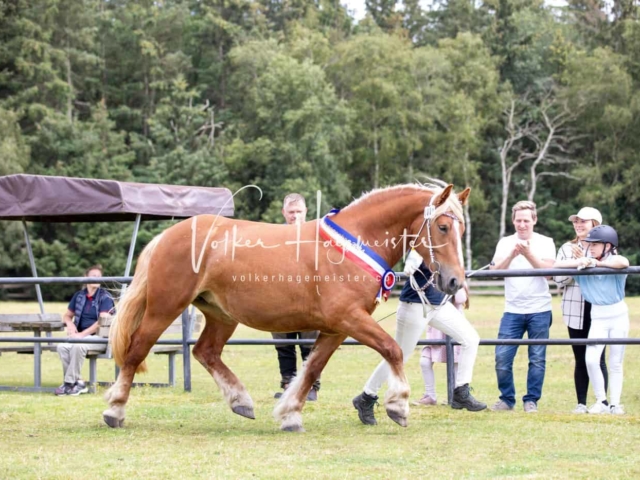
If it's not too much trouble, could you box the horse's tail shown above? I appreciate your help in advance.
[110,234,163,373]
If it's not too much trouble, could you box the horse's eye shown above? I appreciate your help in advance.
[438,225,448,233]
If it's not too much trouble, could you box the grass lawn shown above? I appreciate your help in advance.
[1,296,640,479]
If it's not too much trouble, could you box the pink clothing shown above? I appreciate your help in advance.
[420,289,466,363]
[421,326,461,363]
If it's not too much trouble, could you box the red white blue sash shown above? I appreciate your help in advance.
[319,209,396,302]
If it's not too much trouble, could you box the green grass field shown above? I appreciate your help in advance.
[1,297,639,479]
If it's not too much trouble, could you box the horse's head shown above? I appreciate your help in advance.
[411,184,470,295]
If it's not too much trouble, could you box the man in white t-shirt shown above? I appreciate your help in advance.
[490,201,556,413]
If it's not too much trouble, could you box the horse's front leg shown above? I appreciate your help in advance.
[340,311,410,427]
[273,333,346,432]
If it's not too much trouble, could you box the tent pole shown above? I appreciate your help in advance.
[120,214,141,296]
[22,220,44,314]
[124,214,142,278]
[22,219,45,388]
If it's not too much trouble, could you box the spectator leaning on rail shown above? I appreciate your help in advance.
[554,225,629,415]
[272,193,321,401]
[490,201,556,413]
[553,207,608,414]
[55,265,115,396]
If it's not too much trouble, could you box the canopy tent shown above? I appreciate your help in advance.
[0,174,234,222]
[0,174,236,314]
[0,174,235,392]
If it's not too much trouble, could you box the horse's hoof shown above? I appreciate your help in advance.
[386,410,408,427]
[103,414,124,428]
[281,424,305,433]
[232,405,255,420]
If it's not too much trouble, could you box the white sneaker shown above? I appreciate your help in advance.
[610,405,625,415]
[588,402,610,414]
[573,404,588,414]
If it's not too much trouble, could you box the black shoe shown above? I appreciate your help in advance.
[274,382,290,399]
[451,384,487,412]
[307,387,318,402]
[352,392,378,425]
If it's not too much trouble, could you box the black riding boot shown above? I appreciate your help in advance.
[352,392,378,425]
[451,384,487,411]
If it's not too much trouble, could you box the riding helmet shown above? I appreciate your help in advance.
[583,225,619,247]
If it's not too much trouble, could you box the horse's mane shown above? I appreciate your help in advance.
[344,180,465,225]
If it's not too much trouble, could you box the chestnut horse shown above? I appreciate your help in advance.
[104,182,470,432]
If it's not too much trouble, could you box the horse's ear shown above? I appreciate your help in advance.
[457,187,471,206]
[434,184,454,207]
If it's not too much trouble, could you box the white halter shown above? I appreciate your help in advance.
[408,194,461,313]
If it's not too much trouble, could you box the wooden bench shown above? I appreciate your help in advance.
[0,313,64,355]
[82,311,203,392]
[0,313,64,389]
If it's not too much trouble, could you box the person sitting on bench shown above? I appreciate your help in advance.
[55,264,115,396]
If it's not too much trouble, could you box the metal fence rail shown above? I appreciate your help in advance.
[2,337,640,346]
[2,266,640,285]
[1,267,638,397]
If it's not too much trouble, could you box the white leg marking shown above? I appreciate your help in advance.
[384,370,410,423]
[273,370,305,430]
[212,370,253,410]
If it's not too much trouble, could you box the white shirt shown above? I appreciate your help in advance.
[493,232,556,314]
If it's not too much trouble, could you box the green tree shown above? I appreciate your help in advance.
[227,41,353,220]
[144,75,229,188]
[328,31,418,191]
[0,107,29,175]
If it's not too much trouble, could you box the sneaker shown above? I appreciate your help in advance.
[352,392,378,425]
[588,401,610,414]
[54,383,73,396]
[452,384,487,412]
[523,401,538,413]
[490,399,514,411]
[75,381,89,395]
[573,404,588,414]
[412,394,437,406]
[307,387,318,402]
[68,383,86,396]
[610,405,625,415]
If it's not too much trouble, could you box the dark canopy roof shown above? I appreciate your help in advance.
[0,174,234,222]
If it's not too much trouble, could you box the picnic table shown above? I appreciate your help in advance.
[0,313,64,392]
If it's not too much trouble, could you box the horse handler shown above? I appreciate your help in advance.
[353,252,486,425]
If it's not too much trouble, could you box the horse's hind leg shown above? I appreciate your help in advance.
[103,311,181,428]
[192,314,254,419]
[274,333,346,432]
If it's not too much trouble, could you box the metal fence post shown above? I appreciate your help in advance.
[182,308,192,392]
[445,334,455,404]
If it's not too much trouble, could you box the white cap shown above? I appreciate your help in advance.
[568,207,602,224]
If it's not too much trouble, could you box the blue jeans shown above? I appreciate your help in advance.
[495,311,551,407]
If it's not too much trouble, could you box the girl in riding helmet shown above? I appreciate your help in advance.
[554,207,608,414]
[554,225,629,414]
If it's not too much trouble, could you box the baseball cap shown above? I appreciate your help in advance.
[568,207,602,224]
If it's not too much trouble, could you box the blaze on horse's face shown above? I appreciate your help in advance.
[413,185,470,295]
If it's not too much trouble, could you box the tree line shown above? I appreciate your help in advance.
[1,0,639,299]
